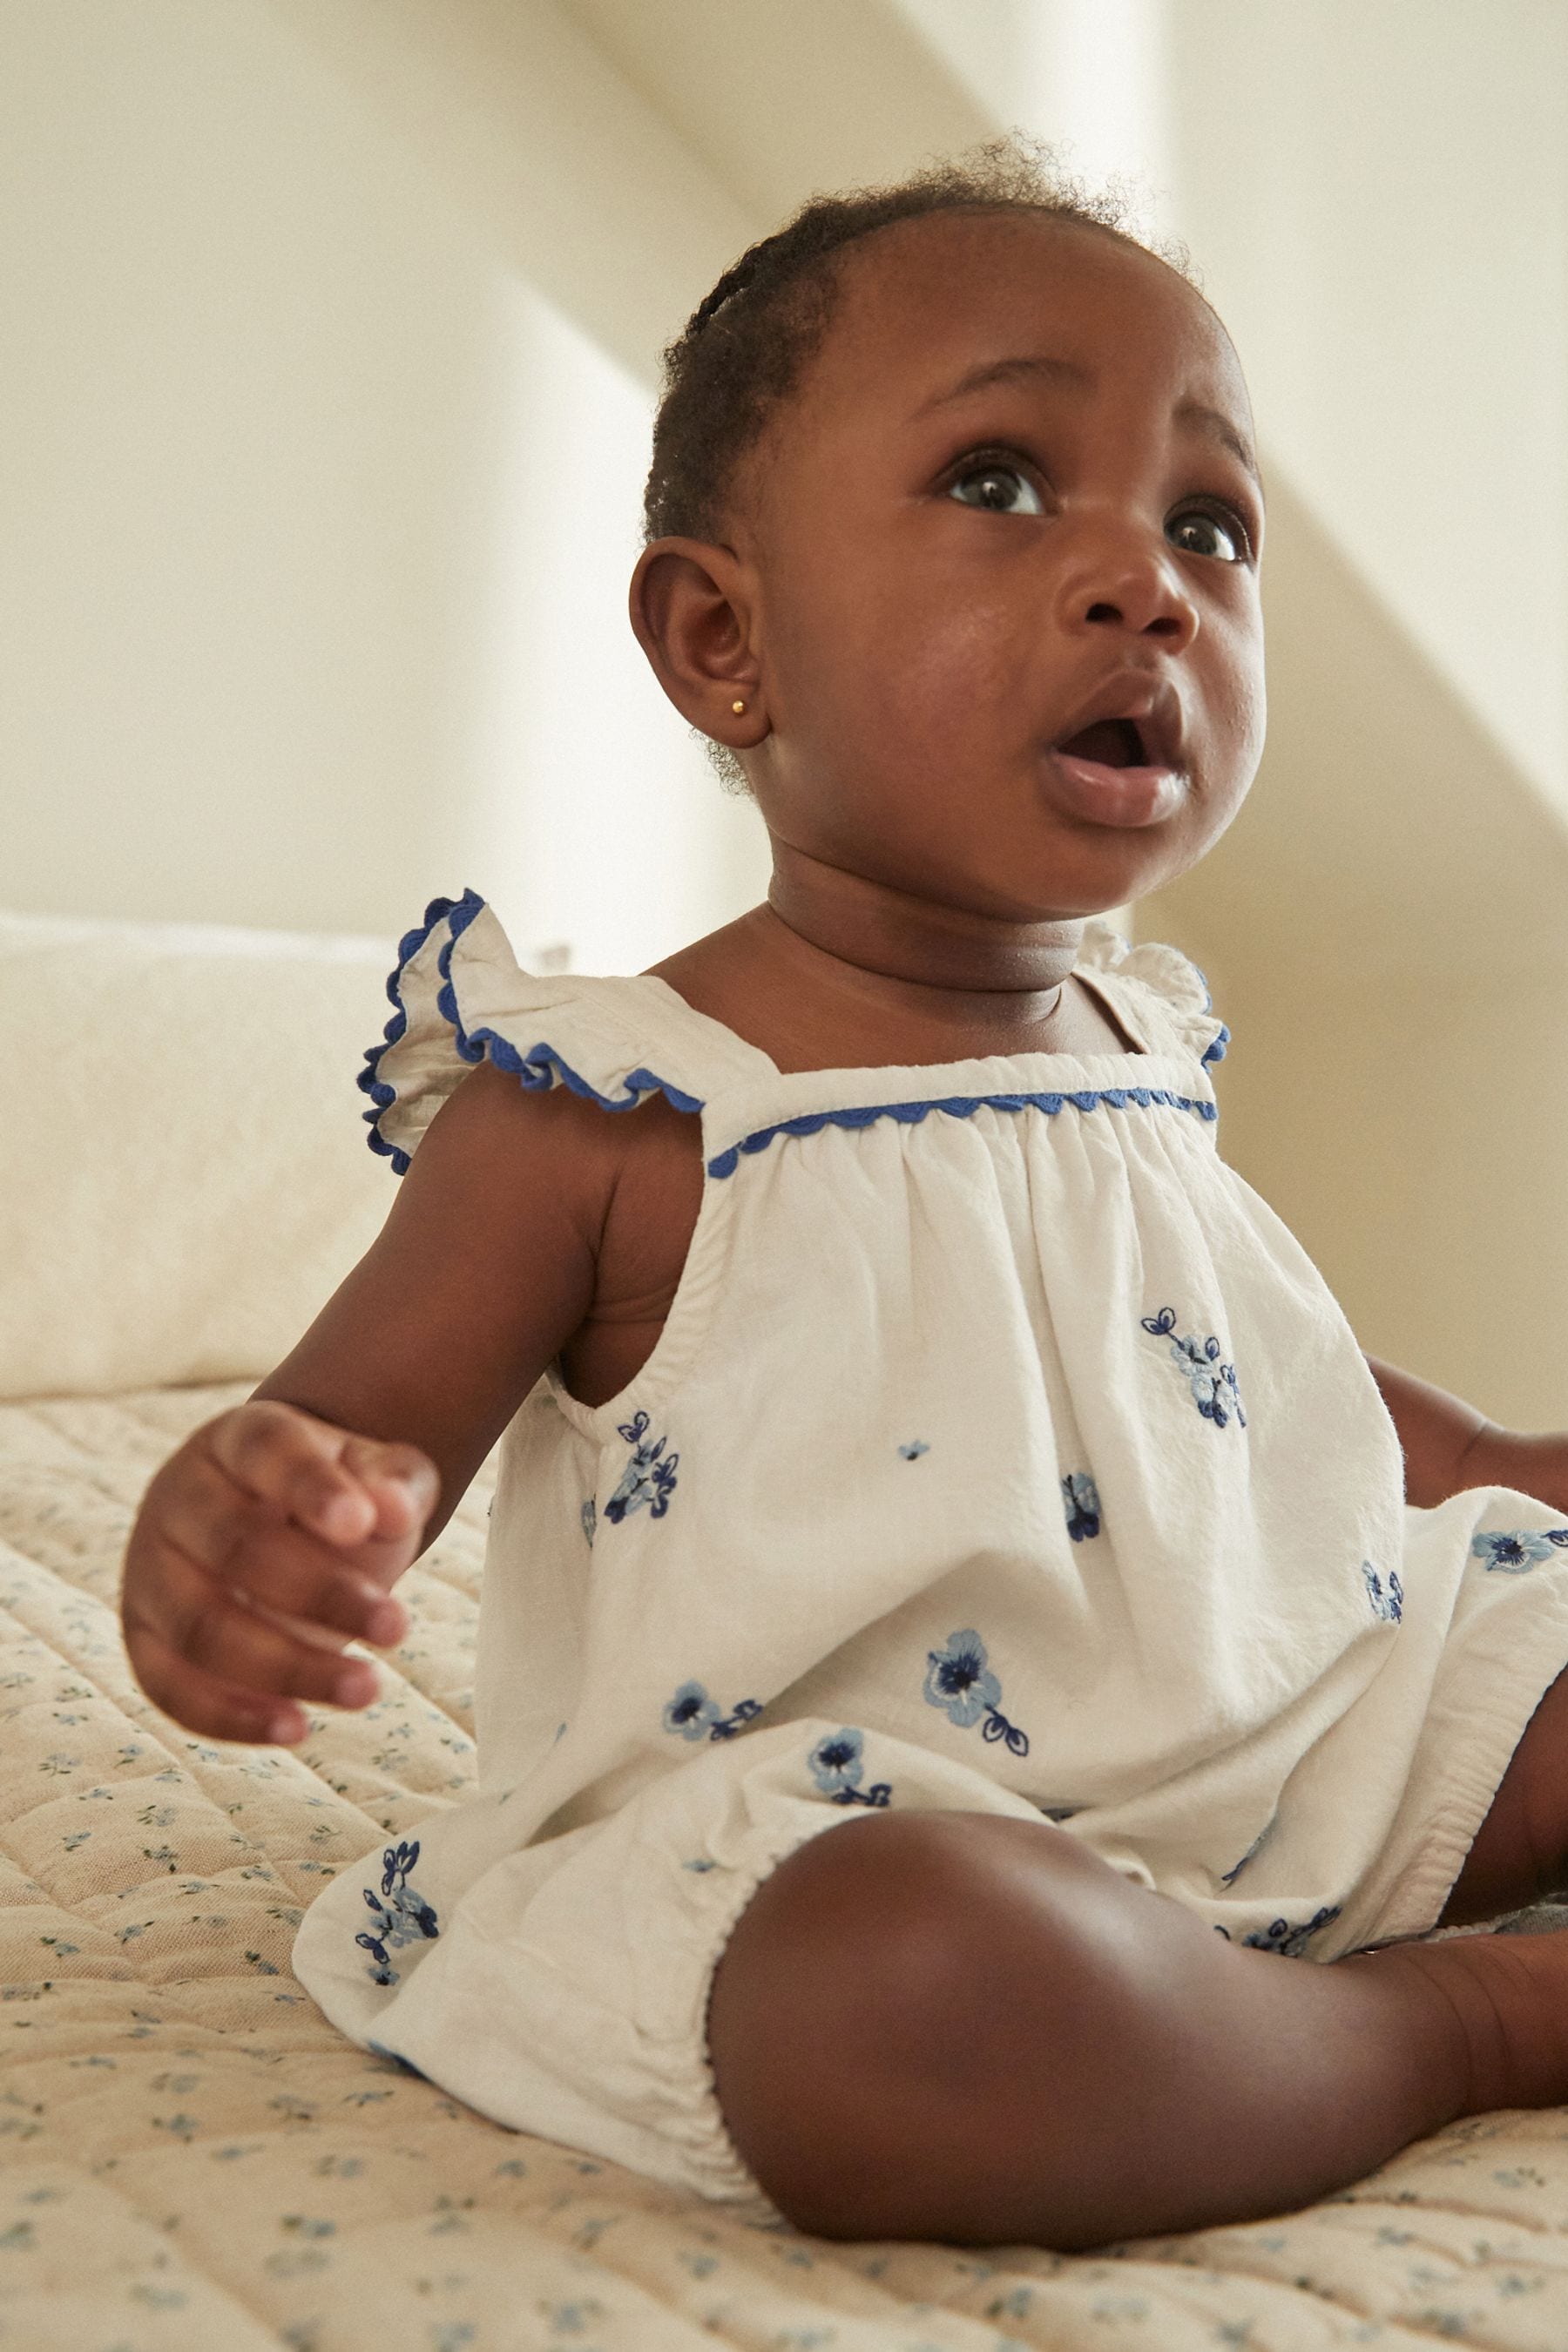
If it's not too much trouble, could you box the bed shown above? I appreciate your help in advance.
[8,907,1568,2350]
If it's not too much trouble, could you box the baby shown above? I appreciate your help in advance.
[121,138,1568,2253]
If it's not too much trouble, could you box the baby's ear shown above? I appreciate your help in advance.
[628,537,768,753]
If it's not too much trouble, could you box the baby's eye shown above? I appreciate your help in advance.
[948,463,1044,517]
[1166,505,1248,563]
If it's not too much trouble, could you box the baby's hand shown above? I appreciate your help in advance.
[120,1399,439,1747]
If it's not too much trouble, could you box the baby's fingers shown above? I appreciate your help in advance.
[151,1468,408,1649]
[126,1621,305,1747]
[122,1539,381,1745]
[204,1402,437,1551]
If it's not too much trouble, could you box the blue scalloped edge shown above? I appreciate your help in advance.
[1202,1024,1230,1067]
[705,1079,1220,1179]
[357,887,703,1173]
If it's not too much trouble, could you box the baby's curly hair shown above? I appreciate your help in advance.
[642,132,1193,794]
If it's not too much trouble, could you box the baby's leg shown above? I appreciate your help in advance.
[707,1810,1568,2248]
[1438,1664,1568,1926]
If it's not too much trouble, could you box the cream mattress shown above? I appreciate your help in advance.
[7,1384,1568,2350]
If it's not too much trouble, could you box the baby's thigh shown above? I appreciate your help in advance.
[706,1808,1155,2241]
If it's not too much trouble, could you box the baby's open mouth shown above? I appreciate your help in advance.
[1055,717,1149,769]
[1044,706,1185,829]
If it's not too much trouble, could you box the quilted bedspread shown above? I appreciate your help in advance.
[9,1389,1568,2349]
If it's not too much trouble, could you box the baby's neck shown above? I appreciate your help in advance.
[647,854,1126,1072]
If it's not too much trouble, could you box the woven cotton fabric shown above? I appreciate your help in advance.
[293,890,1568,2210]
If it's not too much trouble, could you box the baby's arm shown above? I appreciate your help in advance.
[1366,1352,1568,1511]
[121,1063,619,1745]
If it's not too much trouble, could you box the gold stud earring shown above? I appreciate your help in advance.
[731,699,747,714]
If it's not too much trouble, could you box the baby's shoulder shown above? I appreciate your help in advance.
[444,1062,702,1298]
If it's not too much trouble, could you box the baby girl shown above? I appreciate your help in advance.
[121,137,1568,2252]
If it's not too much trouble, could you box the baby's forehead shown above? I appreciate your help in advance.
[799,209,1248,432]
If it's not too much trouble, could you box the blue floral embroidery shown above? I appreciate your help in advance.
[923,1630,1031,1757]
[1242,1905,1342,1957]
[580,1497,597,1547]
[808,1727,892,1808]
[1140,1305,1247,1429]
[1362,1561,1403,1621]
[663,1681,763,1742]
[355,1841,439,1989]
[604,1411,679,1524]
[1062,1471,1101,1541]
[1471,1528,1568,1574]
[898,1440,930,1460]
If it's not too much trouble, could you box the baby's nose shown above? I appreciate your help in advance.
[1059,541,1200,647]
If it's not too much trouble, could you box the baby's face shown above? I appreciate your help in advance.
[736,210,1267,924]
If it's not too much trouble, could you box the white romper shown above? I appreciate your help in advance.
[293,888,1568,2227]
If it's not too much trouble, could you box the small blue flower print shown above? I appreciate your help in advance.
[808,1727,891,1808]
[1362,1561,1403,1622]
[605,1411,679,1524]
[1062,1471,1101,1542]
[1471,1528,1568,1574]
[1243,1904,1342,1957]
[663,1681,763,1743]
[923,1629,1031,1757]
[355,1841,439,1989]
[1140,1305,1247,1429]
[898,1440,929,1460]
[580,1497,597,1547]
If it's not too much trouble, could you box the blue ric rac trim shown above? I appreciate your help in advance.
[705,1080,1218,1180]
[357,888,703,1173]
[1201,1023,1229,1066]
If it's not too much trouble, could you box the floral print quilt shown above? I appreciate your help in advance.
[7,1381,1568,2350]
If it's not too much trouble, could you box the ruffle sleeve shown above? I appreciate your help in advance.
[1074,917,1231,1071]
[359,891,710,1175]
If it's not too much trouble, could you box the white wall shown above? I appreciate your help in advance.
[0,0,771,968]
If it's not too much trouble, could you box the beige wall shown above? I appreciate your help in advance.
[0,0,772,969]
[7,0,1568,1426]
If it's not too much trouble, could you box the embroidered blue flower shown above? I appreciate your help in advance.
[808,1726,891,1808]
[1242,1904,1342,1957]
[1362,1561,1403,1622]
[580,1497,597,1547]
[663,1680,763,1742]
[1470,1528,1568,1574]
[355,1840,439,1989]
[1062,1471,1101,1541]
[604,1411,679,1524]
[923,1630,1031,1757]
[898,1440,930,1460]
[1140,1305,1247,1429]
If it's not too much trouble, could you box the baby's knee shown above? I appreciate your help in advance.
[704,1808,1122,2239]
